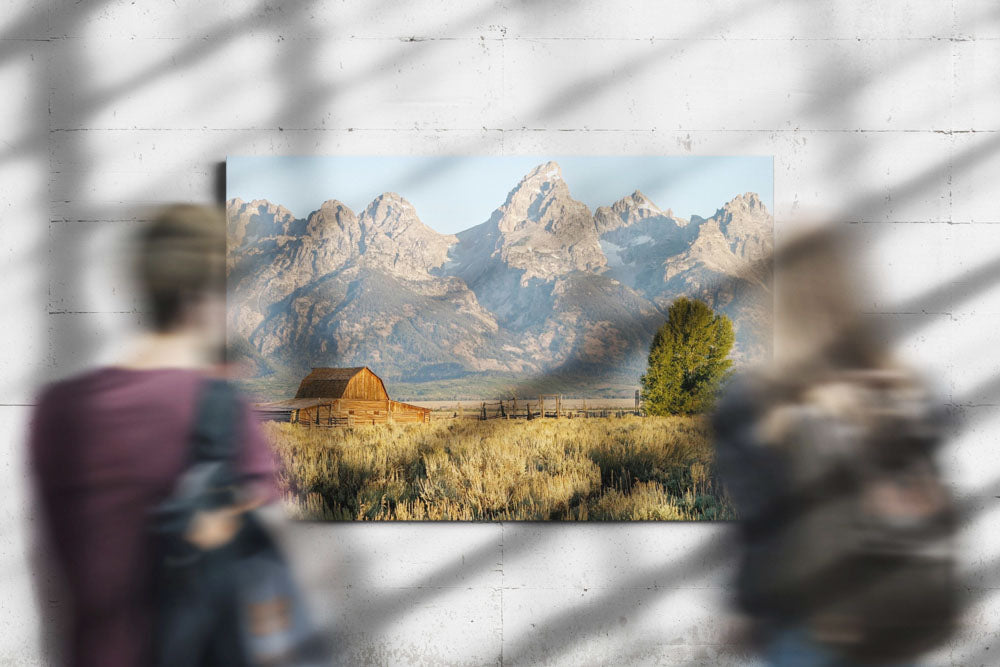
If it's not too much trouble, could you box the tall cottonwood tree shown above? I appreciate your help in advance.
[641,298,734,415]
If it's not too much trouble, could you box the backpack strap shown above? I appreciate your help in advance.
[190,379,239,461]
[150,379,243,544]
[185,378,242,508]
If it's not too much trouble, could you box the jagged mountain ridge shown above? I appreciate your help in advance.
[227,161,772,399]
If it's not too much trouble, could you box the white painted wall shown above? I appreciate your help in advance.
[2,1,998,664]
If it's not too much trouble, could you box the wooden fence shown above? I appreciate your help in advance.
[259,394,645,425]
[444,395,644,421]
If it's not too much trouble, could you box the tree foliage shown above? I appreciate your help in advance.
[641,298,734,415]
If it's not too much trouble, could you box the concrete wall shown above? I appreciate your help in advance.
[2,1,998,664]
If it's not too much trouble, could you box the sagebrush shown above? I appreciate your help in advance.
[267,416,735,521]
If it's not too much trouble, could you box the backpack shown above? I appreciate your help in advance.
[150,379,329,666]
[717,369,959,663]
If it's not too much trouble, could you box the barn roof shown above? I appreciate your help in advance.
[295,366,388,399]
[256,398,330,409]
[255,396,430,413]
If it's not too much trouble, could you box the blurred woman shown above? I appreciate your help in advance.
[29,205,276,666]
[712,227,958,666]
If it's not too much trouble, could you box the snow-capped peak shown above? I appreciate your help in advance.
[524,161,563,182]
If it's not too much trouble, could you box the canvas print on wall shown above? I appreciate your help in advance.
[226,156,773,521]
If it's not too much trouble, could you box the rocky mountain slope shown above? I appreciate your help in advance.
[227,161,772,399]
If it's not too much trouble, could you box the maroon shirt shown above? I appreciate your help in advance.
[29,367,276,667]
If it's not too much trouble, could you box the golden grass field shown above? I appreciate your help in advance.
[266,416,734,521]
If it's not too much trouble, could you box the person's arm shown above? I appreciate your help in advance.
[26,384,73,666]
[28,384,70,554]
[712,374,787,521]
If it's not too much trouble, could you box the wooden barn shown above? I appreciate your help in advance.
[257,367,430,426]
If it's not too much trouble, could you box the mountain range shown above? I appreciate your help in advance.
[227,161,772,400]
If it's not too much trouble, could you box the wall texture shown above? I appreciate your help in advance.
[2,1,998,665]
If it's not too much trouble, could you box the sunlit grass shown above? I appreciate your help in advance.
[268,416,734,521]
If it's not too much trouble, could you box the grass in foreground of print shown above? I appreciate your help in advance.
[268,416,735,521]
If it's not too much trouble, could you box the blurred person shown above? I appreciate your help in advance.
[712,227,959,666]
[29,205,320,666]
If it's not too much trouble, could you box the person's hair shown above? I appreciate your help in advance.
[136,204,227,331]
[763,225,894,400]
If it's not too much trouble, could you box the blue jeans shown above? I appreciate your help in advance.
[767,627,916,667]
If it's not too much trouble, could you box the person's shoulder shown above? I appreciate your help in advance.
[722,371,773,397]
[712,370,781,437]
[33,367,110,406]
[717,370,778,411]
[34,366,208,406]
[29,369,121,450]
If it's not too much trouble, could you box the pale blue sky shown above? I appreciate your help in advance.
[227,156,773,234]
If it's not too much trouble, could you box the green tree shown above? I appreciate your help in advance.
[641,298,734,415]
